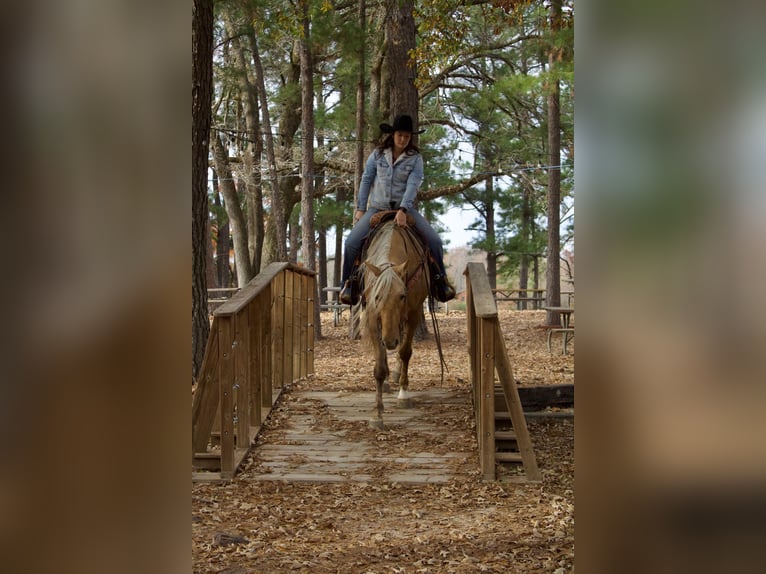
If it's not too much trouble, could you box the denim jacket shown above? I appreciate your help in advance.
[356,148,424,212]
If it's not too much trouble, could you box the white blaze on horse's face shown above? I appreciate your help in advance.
[365,260,408,350]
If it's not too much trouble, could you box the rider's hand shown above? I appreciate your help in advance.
[353,209,365,223]
[395,209,408,227]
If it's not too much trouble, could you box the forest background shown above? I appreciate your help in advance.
[192,0,573,376]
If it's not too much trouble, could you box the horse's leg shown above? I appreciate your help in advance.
[370,342,388,429]
[382,350,394,393]
[396,329,415,408]
[386,350,398,393]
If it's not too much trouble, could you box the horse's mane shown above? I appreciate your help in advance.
[365,221,396,268]
[363,224,393,317]
[367,265,403,316]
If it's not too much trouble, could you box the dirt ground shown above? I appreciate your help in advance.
[192,307,574,573]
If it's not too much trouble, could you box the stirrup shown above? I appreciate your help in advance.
[339,283,353,305]
[432,275,456,303]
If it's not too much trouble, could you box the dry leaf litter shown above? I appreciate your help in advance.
[193,307,574,573]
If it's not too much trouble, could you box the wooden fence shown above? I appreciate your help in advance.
[192,262,316,481]
[465,262,541,482]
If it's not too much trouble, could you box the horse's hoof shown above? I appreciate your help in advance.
[382,382,391,393]
[397,397,413,409]
[369,418,385,430]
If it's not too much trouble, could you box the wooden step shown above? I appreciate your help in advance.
[193,447,251,476]
[193,452,222,471]
[493,384,574,412]
[496,409,574,421]
[495,430,517,441]
[194,452,221,459]
[495,452,523,463]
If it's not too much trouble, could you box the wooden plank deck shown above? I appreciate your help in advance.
[246,389,478,485]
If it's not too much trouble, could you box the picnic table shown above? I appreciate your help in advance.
[544,306,575,355]
[321,287,350,327]
[492,288,546,310]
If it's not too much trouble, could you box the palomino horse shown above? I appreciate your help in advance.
[360,218,429,429]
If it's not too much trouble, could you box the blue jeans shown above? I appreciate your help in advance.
[341,208,446,286]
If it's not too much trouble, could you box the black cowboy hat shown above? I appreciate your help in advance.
[379,114,425,134]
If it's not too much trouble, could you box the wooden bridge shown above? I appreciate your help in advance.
[247,388,477,484]
[192,262,540,483]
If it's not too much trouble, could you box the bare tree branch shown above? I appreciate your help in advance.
[419,172,499,201]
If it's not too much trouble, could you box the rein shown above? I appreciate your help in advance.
[400,227,449,383]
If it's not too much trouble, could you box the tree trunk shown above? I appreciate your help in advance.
[485,177,497,290]
[205,202,217,289]
[384,0,418,124]
[384,0,426,339]
[518,256,529,310]
[204,167,216,289]
[212,133,253,286]
[519,178,533,308]
[355,0,367,208]
[545,0,562,326]
[341,0,366,311]
[334,217,344,288]
[215,206,231,287]
[299,1,321,338]
[533,255,540,290]
[261,220,276,268]
[242,78,264,277]
[248,28,288,262]
[289,209,299,264]
[314,82,329,306]
[318,229,328,304]
[369,43,384,143]
[223,13,263,276]
[279,44,304,227]
[246,168,264,276]
[192,0,214,381]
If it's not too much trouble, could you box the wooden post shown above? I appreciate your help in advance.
[465,273,477,412]
[284,270,295,387]
[263,287,273,408]
[249,295,262,428]
[479,317,496,480]
[293,270,304,379]
[218,317,235,479]
[234,309,250,448]
[271,271,284,403]
[307,275,315,374]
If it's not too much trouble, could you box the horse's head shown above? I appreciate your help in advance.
[364,260,408,350]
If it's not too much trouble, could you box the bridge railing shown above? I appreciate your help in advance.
[192,262,316,481]
[465,262,541,482]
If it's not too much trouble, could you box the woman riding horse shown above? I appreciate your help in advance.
[339,114,455,305]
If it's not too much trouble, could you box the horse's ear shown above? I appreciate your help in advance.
[365,261,382,277]
[393,261,407,278]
